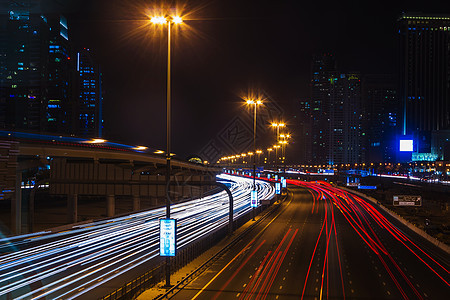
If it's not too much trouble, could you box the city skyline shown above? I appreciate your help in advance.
[1,0,449,161]
[65,0,449,158]
[0,2,449,299]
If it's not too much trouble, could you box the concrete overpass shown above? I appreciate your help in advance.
[0,131,220,234]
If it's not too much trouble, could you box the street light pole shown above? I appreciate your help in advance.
[165,19,172,288]
[252,103,257,221]
[151,14,182,288]
[246,98,261,221]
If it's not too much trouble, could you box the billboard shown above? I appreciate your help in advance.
[399,139,413,152]
[358,185,377,190]
[160,219,177,257]
[251,190,258,207]
[393,195,422,206]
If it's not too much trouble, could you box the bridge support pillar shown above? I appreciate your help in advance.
[107,195,115,217]
[11,171,22,234]
[132,195,140,211]
[67,194,78,224]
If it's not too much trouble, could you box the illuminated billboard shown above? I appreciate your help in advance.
[160,219,176,257]
[399,139,413,152]
[251,190,258,207]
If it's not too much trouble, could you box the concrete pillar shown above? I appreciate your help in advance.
[11,171,22,234]
[67,194,78,224]
[107,195,115,217]
[132,195,140,211]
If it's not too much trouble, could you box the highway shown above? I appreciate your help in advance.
[0,174,275,299]
[173,179,449,299]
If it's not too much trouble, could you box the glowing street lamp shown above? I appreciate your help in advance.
[150,13,183,288]
[266,148,273,164]
[256,149,262,165]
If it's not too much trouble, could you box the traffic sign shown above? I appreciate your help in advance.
[393,195,422,206]
[275,182,281,194]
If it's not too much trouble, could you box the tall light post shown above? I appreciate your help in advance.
[279,133,290,176]
[246,99,262,221]
[271,122,285,172]
[256,149,262,165]
[150,13,182,288]
[266,148,273,165]
[273,145,281,172]
[279,139,288,175]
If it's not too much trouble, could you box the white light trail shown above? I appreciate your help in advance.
[0,174,274,299]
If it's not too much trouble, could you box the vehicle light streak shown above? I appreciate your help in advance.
[289,179,449,300]
[261,228,298,300]
[0,174,275,299]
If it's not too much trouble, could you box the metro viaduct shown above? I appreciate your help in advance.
[0,132,220,235]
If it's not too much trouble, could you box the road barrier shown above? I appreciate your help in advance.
[339,186,450,254]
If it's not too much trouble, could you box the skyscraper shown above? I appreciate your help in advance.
[76,48,103,137]
[363,74,399,162]
[398,13,450,155]
[310,53,336,164]
[309,54,363,165]
[328,73,363,165]
[0,0,76,134]
[298,99,312,163]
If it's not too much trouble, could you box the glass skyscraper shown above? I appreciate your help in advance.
[398,13,450,156]
[77,48,103,138]
[0,0,103,137]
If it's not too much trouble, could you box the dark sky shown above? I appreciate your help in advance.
[65,0,448,158]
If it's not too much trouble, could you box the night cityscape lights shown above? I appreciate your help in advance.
[1,3,449,300]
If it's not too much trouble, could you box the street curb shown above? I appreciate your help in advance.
[338,186,450,255]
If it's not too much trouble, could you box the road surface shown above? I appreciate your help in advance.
[173,180,449,299]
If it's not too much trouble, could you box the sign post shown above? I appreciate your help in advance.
[393,195,422,206]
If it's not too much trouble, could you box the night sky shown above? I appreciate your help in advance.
[63,0,448,158]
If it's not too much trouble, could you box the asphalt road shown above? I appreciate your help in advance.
[173,183,449,300]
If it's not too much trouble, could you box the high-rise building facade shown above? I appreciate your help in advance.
[77,48,103,137]
[310,54,336,164]
[298,99,312,163]
[363,74,399,162]
[0,1,75,133]
[398,13,450,156]
[327,73,363,164]
[309,54,363,165]
[0,0,103,137]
